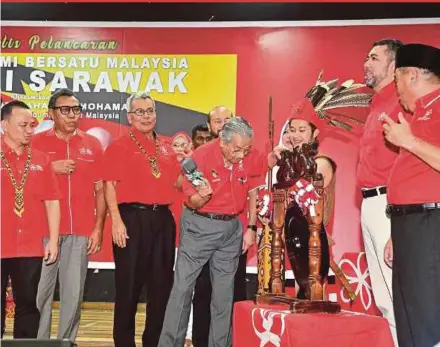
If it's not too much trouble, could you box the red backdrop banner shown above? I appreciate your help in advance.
[1,21,439,288]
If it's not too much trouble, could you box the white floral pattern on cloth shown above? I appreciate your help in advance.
[251,307,289,347]
[338,252,373,311]
[289,178,320,216]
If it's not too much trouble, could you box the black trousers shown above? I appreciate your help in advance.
[113,204,176,347]
[392,209,440,347]
[1,257,42,339]
[192,251,248,347]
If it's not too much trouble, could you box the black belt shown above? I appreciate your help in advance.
[187,208,237,221]
[387,203,440,217]
[119,202,169,212]
[362,186,387,199]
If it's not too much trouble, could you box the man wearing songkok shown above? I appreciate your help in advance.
[1,100,61,339]
[102,93,181,347]
[382,43,440,347]
[33,88,106,342]
[159,117,265,347]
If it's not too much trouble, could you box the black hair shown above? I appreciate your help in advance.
[48,88,78,109]
[191,123,210,140]
[1,100,30,121]
[372,39,404,61]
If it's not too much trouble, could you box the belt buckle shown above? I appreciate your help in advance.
[152,204,158,211]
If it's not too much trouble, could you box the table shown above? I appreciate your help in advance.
[233,301,394,347]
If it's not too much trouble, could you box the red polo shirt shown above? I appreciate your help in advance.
[32,129,104,236]
[182,139,266,215]
[1,141,62,258]
[388,88,440,205]
[102,128,181,204]
[356,82,406,189]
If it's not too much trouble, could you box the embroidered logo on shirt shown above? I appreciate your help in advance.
[160,146,169,155]
[417,109,432,121]
[79,147,93,155]
[30,164,43,171]
[377,112,387,121]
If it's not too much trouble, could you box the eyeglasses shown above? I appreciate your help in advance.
[128,108,156,117]
[172,142,189,149]
[53,106,82,116]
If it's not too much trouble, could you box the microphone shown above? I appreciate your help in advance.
[181,158,205,186]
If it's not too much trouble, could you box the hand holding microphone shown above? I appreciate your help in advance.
[181,158,213,197]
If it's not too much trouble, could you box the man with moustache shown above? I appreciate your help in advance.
[102,93,181,347]
[159,117,264,347]
[192,124,212,149]
[32,88,107,342]
[357,39,404,345]
[1,100,61,339]
[382,43,440,347]
[207,106,232,138]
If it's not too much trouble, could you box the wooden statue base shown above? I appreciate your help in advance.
[255,294,341,314]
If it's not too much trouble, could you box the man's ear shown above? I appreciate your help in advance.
[1,119,8,132]
[48,109,55,120]
[127,114,133,125]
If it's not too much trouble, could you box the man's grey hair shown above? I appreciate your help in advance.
[126,92,156,112]
[220,117,253,143]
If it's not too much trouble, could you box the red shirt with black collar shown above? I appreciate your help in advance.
[102,128,181,205]
[388,87,440,204]
[356,82,407,189]
[33,128,104,236]
[1,141,62,258]
[182,139,265,215]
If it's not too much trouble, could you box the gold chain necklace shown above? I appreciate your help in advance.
[128,131,161,179]
[0,146,32,217]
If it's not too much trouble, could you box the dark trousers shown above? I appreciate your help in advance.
[392,209,440,347]
[113,204,176,347]
[1,257,42,339]
[192,251,248,347]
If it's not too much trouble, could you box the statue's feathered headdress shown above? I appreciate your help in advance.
[303,70,372,131]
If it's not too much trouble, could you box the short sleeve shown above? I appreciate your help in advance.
[101,140,124,182]
[40,155,62,201]
[91,139,105,183]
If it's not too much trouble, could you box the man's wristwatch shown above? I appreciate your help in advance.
[247,224,257,232]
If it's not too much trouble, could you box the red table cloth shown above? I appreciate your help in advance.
[233,301,394,347]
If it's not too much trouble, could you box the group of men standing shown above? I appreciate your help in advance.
[0,90,264,347]
[1,40,440,347]
[358,41,440,347]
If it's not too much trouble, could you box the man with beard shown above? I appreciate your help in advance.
[357,38,405,345]
[1,100,61,339]
[33,88,107,342]
[102,93,181,347]
[207,106,232,137]
[192,124,212,150]
[383,43,440,347]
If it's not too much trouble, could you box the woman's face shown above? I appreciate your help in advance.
[288,119,318,148]
[281,129,293,149]
[172,135,191,161]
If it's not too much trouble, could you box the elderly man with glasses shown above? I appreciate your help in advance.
[32,88,107,343]
[101,92,181,347]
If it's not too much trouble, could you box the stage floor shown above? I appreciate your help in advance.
[4,304,146,346]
